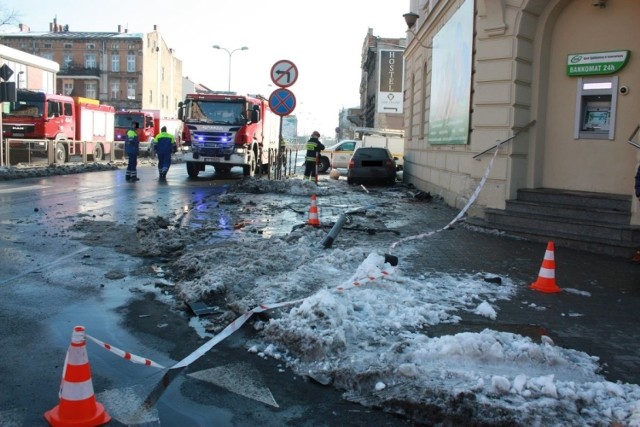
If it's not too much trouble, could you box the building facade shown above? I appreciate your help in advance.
[0,20,183,119]
[403,0,640,223]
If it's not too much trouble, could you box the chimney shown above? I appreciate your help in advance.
[153,24,158,31]
[118,24,122,33]
[49,22,53,32]
[18,23,30,32]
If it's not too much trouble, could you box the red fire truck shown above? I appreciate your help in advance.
[2,89,115,164]
[178,93,278,177]
[114,109,160,156]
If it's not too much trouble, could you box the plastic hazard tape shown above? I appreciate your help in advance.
[389,145,500,250]
[336,270,391,292]
[170,299,304,369]
[84,265,395,370]
[87,334,166,369]
[83,300,305,371]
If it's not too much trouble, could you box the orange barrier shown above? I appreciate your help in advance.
[45,326,111,427]
[530,241,562,293]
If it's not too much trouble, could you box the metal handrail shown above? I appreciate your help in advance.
[472,120,537,159]
[627,124,640,149]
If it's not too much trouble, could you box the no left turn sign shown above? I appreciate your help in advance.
[270,60,298,88]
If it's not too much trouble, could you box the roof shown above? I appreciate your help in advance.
[0,31,143,40]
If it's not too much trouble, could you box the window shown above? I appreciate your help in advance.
[64,43,73,49]
[42,52,54,61]
[127,80,136,100]
[127,51,136,72]
[110,81,120,99]
[63,53,73,68]
[112,43,119,50]
[85,82,97,99]
[63,82,73,96]
[86,43,95,49]
[44,43,52,48]
[111,54,120,72]
[85,53,97,69]
[63,103,73,116]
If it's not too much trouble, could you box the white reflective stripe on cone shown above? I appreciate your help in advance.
[66,346,89,366]
[538,267,555,279]
[60,378,95,401]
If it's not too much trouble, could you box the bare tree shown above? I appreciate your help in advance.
[0,5,19,28]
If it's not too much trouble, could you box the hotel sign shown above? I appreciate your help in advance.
[567,50,630,77]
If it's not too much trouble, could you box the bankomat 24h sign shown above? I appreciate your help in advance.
[567,50,630,77]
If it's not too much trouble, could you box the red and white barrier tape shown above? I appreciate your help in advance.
[389,146,500,250]
[85,263,396,370]
[336,270,390,292]
[87,334,166,369]
[171,298,304,369]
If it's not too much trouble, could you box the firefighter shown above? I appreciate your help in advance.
[153,126,176,180]
[304,131,325,181]
[124,121,140,181]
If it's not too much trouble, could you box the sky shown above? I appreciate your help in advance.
[82,174,640,426]
[0,0,409,138]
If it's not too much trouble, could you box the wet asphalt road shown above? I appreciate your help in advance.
[0,163,414,427]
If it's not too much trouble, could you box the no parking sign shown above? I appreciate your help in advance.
[268,88,296,117]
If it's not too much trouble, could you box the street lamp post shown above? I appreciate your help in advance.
[212,45,248,92]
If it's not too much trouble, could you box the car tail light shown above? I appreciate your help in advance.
[385,159,394,167]
[348,159,355,169]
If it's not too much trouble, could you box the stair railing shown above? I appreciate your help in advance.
[627,124,640,149]
[472,120,536,159]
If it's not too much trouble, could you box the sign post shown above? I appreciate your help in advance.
[0,63,15,167]
[269,60,298,179]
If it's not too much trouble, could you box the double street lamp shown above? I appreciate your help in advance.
[212,45,249,92]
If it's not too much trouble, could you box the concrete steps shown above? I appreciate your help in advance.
[466,188,640,258]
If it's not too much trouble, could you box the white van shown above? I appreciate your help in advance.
[318,139,360,173]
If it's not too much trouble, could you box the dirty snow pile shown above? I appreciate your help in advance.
[0,162,118,180]
[160,178,640,426]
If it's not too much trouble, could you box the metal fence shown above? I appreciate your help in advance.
[2,138,127,167]
[266,147,304,179]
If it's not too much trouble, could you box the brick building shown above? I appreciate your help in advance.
[0,19,182,119]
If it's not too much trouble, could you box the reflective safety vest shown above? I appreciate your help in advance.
[124,129,139,155]
[154,131,176,146]
[306,140,321,162]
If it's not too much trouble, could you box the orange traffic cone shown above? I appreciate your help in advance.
[45,326,111,427]
[308,194,320,227]
[530,241,562,293]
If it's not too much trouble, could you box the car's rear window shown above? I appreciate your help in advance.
[352,148,390,160]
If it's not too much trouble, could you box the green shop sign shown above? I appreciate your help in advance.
[567,50,630,76]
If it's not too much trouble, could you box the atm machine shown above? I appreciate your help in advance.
[574,76,618,140]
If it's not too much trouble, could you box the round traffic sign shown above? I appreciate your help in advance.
[268,88,296,116]
[270,60,298,88]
